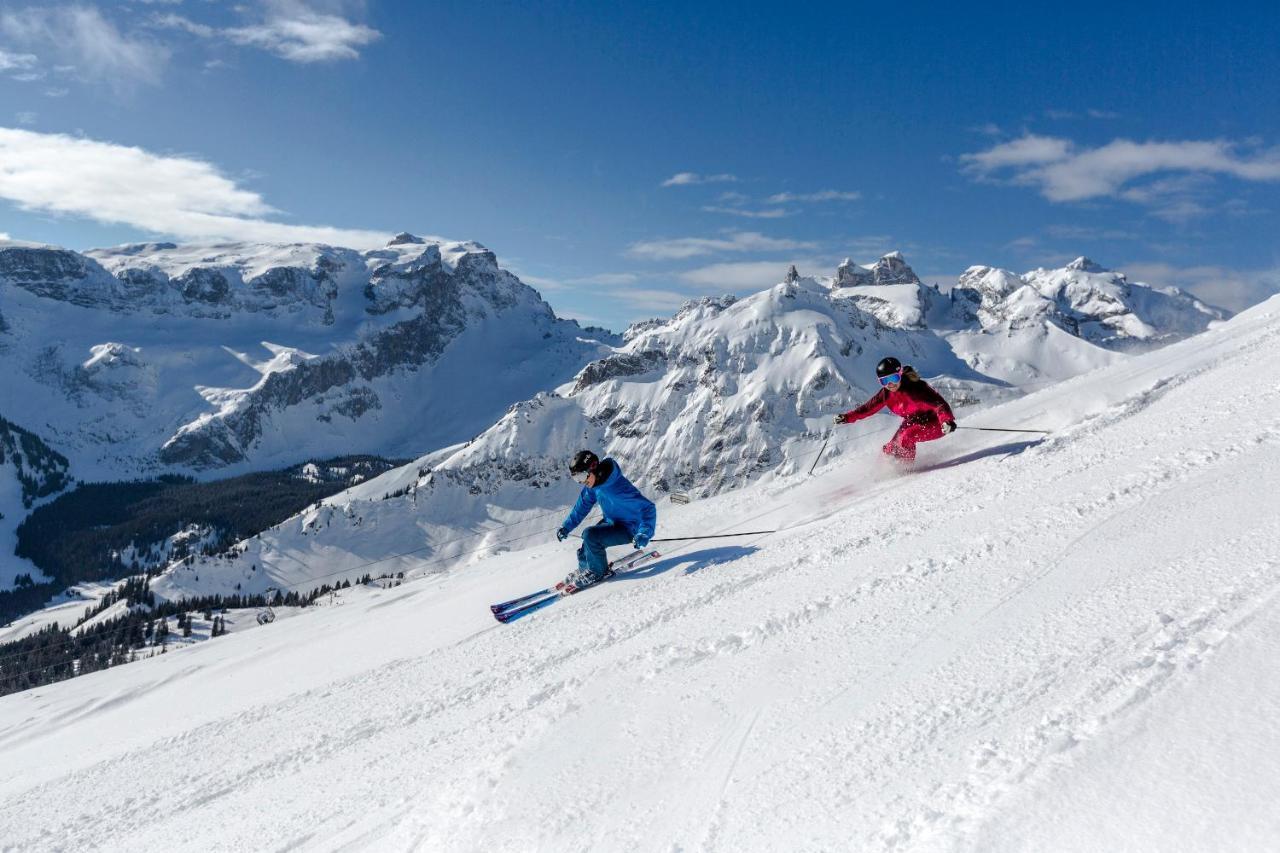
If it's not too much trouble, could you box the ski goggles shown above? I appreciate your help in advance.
[878,370,903,387]
[571,469,592,484]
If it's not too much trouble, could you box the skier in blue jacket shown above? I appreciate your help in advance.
[556,450,657,590]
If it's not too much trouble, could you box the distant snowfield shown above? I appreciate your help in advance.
[1,296,1278,852]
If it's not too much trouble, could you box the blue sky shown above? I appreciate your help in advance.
[0,0,1277,330]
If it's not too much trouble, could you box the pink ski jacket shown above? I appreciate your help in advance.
[840,374,955,425]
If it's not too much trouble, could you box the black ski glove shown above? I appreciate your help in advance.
[556,527,568,541]
[834,412,852,425]
[941,420,957,435]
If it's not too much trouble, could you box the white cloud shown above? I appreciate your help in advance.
[766,189,860,204]
[43,86,69,97]
[963,134,1073,171]
[555,309,608,326]
[509,270,642,292]
[626,231,817,261]
[701,205,791,219]
[0,48,38,71]
[839,235,898,260]
[678,259,823,290]
[614,287,698,312]
[1004,236,1039,251]
[1119,262,1280,313]
[1044,224,1139,241]
[0,127,390,247]
[14,111,36,125]
[962,134,1280,204]
[505,270,565,292]
[567,272,641,286]
[154,1,381,63]
[1,6,170,90]
[661,172,739,187]
[227,8,380,62]
[153,13,215,39]
[1045,108,1120,121]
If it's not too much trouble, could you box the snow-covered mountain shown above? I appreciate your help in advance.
[143,252,1227,604]
[0,233,616,479]
[3,292,1277,852]
[0,234,1227,610]
[833,252,1226,385]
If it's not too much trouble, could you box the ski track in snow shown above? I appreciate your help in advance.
[1,300,1280,851]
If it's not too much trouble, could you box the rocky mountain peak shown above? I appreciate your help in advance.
[834,258,872,288]
[388,232,425,246]
[834,252,921,288]
[869,251,921,285]
[1066,256,1107,273]
[785,264,800,284]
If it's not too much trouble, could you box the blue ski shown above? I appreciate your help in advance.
[491,549,659,623]
[490,587,555,615]
[493,592,562,623]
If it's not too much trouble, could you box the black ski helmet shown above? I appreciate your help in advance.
[569,450,599,476]
[875,356,903,378]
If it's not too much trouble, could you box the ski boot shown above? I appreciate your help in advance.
[556,566,614,596]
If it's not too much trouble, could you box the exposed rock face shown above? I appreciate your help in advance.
[835,258,873,288]
[0,247,117,307]
[950,266,1026,326]
[868,251,921,285]
[572,350,669,393]
[835,252,922,289]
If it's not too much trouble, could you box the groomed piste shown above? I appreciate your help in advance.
[1,296,1279,851]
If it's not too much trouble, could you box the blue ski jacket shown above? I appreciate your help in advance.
[562,458,657,540]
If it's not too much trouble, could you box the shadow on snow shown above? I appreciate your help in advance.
[917,439,1043,473]
[614,545,759,582]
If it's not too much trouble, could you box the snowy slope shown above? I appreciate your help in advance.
[1,295,1278,851]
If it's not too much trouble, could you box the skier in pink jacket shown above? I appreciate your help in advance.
[835,357,957,462]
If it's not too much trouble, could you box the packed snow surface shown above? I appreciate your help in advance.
[1,297,1278,851]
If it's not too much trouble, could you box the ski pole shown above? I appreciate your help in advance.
[808,434,830,476]
[958,426,1052,435]
[650,531,776,542]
